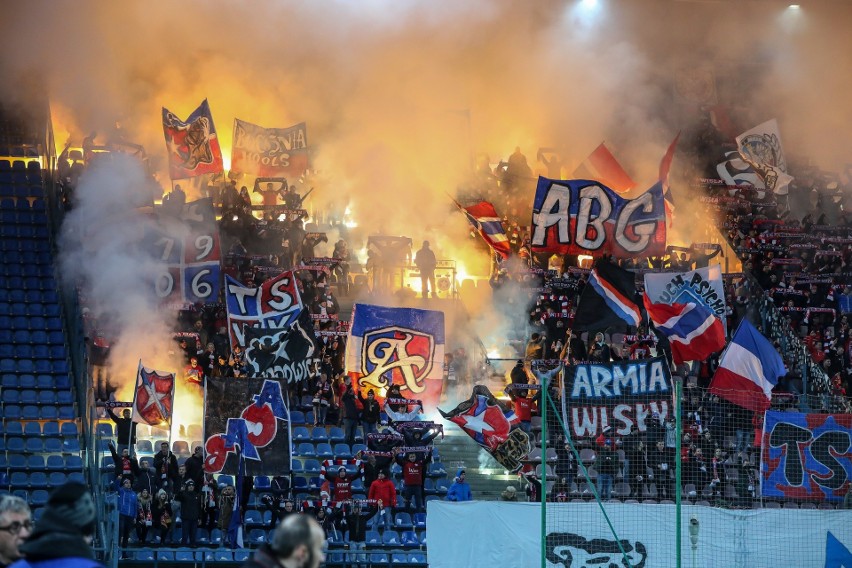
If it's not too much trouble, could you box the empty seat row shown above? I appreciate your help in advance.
[0,344,66,361]
[2,404,76,421]
[1,373,68,389]
[0,225,50,239]
[8,471,79,490]
[0,196,45,211]
[0,239,50,254]
[0,264,55,278]
[0,185,44,199]
[0,388,74,405]
[0,330,66,346]
[0,316,63,331]
[0,208,48,225]
[0,420,78,438]
[0,289,59,304]
[0,159,41,170]
[0,359,68,374]
[0,453,83,472]
[0,302,61,317]
[0,437,80,453]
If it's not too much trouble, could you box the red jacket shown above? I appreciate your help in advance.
[514,397,533,422]
[367,478,397,507]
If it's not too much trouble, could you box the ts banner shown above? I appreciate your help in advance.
[231,119,310,177]
[560,356,673,438]
[225,271,302,348]
[531,177,666,258]
[345,303,445,410]
[761,411,852,502]
[204,377,291,476]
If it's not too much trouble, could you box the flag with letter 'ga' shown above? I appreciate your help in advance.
[455,200,511,259]
[572,259,641,331]
[571,142,636,194]
[710,320,785,411]
[162,99,224,180]
[131,361,175,427]
[643,293,725,365]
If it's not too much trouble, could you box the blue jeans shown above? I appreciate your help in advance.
[375,507,393,530]
[362,421,378,440]
[348,541,367,567]
[597,474,613,500]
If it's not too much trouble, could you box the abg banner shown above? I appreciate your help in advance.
[427,501,851,568]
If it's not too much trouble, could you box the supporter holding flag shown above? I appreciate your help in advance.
[710,320,786,412]
[643,293,726,365]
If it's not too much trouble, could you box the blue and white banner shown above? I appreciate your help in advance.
[644,264,727,332]
[427,501,851,568]
[345,303,445,410]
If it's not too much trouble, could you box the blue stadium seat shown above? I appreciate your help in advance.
[326,552,346,567]
[365,530,382,547]
[382,530,401,546]
[136,440,153,455]
[303,459,321,476]
[217,475,234,487]
[6,437,25,453]
[333,443,352,459]
[423,478,436,495]
[409,552,427,566]
[157,551,174,561]
[292,426,311,442]
[234,550,251,562]
[328,426,345,443]
[289,410,305,424]
[394,512,413,531]
[135,550,155,562]
[352,443,367,455]
[213,550,233,562]
[427,462,447,478]
[61,438,80,453]
[5,421,24,436]
[291,458,304,475]
[296,443,316,458]
[413,512,426,529]
[46,455,66,471]
[315,443,334,459]
[9,472,28,488]
[48,472,67,487]
[254,476,271,490]
[39,407,58,420]
[311,427,329,443]
[209,528,223,547]
[65,456,83,471]
[7,455,27,472]
[24,422,42,436]
[391,552,408,565]
[368,553,389,566]
[4,405,21,420]
[247,528,267,546]
[1,374,19,388]
[244,510,264,528]
[25,438,45,453]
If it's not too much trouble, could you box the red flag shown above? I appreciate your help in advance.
[572,143,636,193]
[131,361,175,427]
[454,199,511,259]
[162,99,224,180]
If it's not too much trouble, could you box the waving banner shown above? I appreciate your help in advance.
[204,377,291,476]
[530,177,666,258]
[643,264,726,332]
[561,356,673,438]
[130,361,175,427]
[225,271,302,348]
[345,303,444,410]
[162,99,224,180]
[761,411,852,502]
[439,385,530,472]
[142,198,222,306]
[231,119,309,177]
[736,119,794,196]
[244,309,317,382]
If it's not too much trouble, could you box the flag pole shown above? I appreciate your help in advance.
[128,360,142,455]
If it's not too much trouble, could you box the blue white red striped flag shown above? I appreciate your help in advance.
[710,320,785,411]
[643,293,725,365]
[456,200,511,259]
[573,259,641,331]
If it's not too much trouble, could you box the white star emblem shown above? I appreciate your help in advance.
[274,336,291,361]
[139,381,168,420]
[460,409,494,434]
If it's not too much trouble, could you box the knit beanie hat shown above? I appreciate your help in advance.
[37,482,97,536]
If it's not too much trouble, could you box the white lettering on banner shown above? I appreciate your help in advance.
[268,277,296,312]
[532,183,571,245]
[427,502,850,568]
[616,192,657,252]
[532,182,661,253]
[575,185,611,249]
[228,283,258,315]
[570,402,669,436]
[570,360,668,398]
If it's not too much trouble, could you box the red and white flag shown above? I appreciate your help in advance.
[572,142,636,194]
[131,361,176,427]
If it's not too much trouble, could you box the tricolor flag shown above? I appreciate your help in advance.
[571,142,636,194]
[659,134,680,227]
[162,99,225,180]
[454,199,511,259]
[643,293,725,365]
[709,320,786,411]
[573,259,641,332]
[439,385,518,451]
[130,361,175,427]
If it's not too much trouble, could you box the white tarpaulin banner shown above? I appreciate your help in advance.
[427,501,851,568]
[735,118,794,196]
[644,264,727,333]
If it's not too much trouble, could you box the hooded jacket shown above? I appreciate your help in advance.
[10,510,105,568]
[446,469,472,502]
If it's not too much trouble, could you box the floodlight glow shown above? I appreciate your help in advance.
[788,4,800,9]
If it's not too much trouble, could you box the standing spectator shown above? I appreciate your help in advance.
[366,470,396,530]
[446,469,473,502]
[115,477,138,553]
[397,453,425,513]
[525,333,545,360]
[358,390,381,440]
[621,431,647,497]
[311,373,334,426]
[0,495,32,568]
[595,439,619,500]
[175,480,203,547]
[587,333,612,363]
[566,329,587,363]
[200,473,219,532]
[340,380,360,445]
[133,459,156,495]
[217,486,237,548]
[524,472,542,502]
[108,442,139,482]
[184,447,205,488]
[135,489,153,546]
[152,442,180,493]
[106,408,137,455]
[509,360,529,386]
[339,502,377,568]
[414,240,437,299]
[647,441,674,499]
[509,389,534,434]
[11,483,105,568]
[152,490,173,546]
